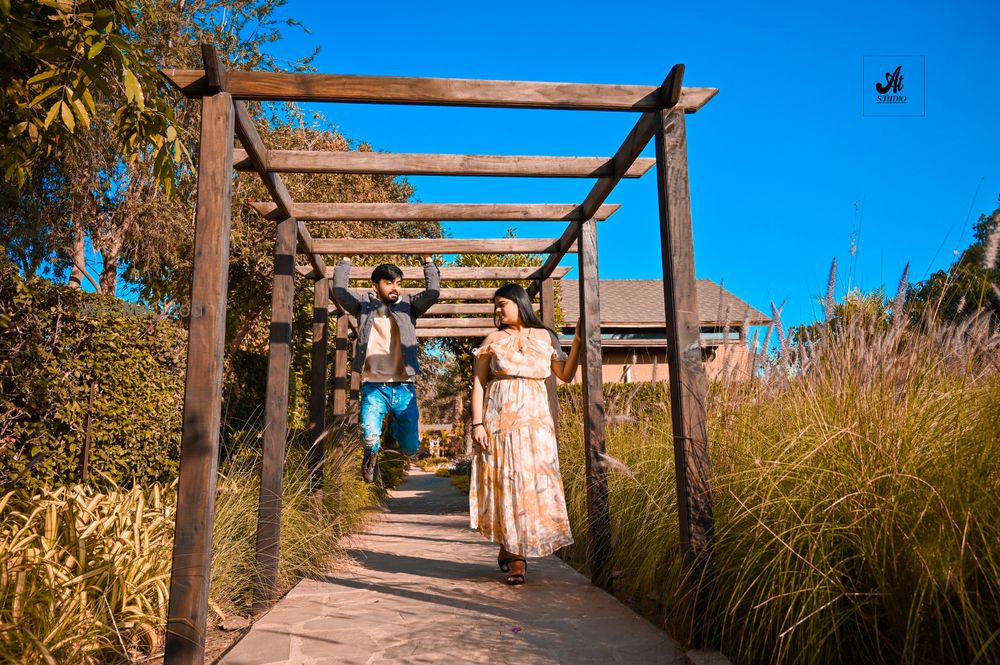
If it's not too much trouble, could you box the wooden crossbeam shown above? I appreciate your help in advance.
[161,69,718,112]
[233,149,655,178]
[530,66,685,294]
[425,303,537,315]
[402,287,506,299]
[310,238,576,255]
[249,202,619,222]
[296,265,572,281]
[229,74,332,280]
[417,318,494,328]
[326,287,511,302]
[416,328,495,338]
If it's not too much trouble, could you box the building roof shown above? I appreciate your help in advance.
[559,279,771,327]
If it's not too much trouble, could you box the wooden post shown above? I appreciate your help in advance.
[330,313,349,507]
[653,65,715,569]
[349,338,360,419]
[164,91,234,665]
[576,217,612,589]
[539,277,559,435]
[252,214,297,613]
[308,278,329,495]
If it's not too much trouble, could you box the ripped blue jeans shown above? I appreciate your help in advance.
[360,382,420,456]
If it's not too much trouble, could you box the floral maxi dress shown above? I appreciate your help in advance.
[470,332,574,558]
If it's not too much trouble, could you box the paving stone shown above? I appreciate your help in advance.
[220,470,686,665]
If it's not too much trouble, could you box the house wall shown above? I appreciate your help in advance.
[562,343,755,385]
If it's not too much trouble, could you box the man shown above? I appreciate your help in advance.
[332,255,440,482]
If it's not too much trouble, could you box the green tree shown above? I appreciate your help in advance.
[0,0,184,188]
[909,196,1000,323]
[0,0,316,295]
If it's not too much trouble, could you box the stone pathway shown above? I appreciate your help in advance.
[219,469,693,664]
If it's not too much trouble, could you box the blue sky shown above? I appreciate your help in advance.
[261,0,1000,331]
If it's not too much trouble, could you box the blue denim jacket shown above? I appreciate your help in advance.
[331,260,440,378]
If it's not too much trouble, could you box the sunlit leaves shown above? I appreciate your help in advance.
[0,0,185,189]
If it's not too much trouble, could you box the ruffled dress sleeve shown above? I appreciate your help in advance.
[472,340,494,358]
[548,331,568,362]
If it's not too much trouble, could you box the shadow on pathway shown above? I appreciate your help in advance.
[219,469,690,665]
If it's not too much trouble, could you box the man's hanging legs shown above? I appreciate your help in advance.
[386,382,420,457]
[359,383,390,482]
[359,382,420,482]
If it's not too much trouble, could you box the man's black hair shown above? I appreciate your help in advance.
[371,264,404,283]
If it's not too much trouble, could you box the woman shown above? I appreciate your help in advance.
[470,283,582,584]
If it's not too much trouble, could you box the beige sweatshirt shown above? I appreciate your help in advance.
[361,310,411,383]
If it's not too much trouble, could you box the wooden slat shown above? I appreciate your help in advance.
[349,339,361,407]
[164,92,234,665]
[530,68,686,292]
[249,202,620,222]
[333,315,349,422]
[297,265,572,281]
[540,277,559,435]
[200,44,228,93]
[416,328,495,338]
[577,216,612,590]
[230,86,332,284]
[230,93,330,281]
[416,318,495,328]
[654,81,715,567]
[234,103,284,210]
[308,278,329,495]
[408,287,513,300]
[330,314,349,510]
[161,68,719,112]
[233,149,655,178]
[311,238,576,255]
[425,303,537,315]
[232,102,269,174]
[252,214,297,613]
[323,287,521,300]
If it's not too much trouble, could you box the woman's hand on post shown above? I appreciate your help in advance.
[472,422,489,452]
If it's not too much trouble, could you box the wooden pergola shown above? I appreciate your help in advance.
[160,44,717,663]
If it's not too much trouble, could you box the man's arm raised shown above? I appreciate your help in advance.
[410,255,441,318]
[330,257,362,317]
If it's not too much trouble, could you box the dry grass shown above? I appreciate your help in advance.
[558,305,1000,664]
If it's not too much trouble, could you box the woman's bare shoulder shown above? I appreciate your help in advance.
[473,330,506,356]
[481,330,507,345]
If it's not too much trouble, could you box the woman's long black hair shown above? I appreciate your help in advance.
[492,283,557,336]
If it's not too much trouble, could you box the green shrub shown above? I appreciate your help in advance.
[0,483,174,663]
[0,258,186,490]
[416,456,449,471]
[449,473,470,494]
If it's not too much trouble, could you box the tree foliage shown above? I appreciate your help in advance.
[0,0,185,188]
[908,196,1000,324]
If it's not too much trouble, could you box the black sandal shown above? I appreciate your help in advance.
[497,548,514,573]
[506,557,527,585]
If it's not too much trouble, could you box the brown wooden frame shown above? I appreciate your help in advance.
[160,44,717,664]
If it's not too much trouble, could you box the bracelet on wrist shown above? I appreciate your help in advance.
[472,422,484,428]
